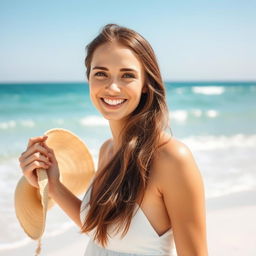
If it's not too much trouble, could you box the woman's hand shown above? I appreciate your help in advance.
[18,135,60,196]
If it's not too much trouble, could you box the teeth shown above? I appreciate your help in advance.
[103,98,126,105]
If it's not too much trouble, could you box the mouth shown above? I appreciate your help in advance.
[100,98,128,109]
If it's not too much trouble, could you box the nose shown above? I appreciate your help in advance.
[105,79,121,93]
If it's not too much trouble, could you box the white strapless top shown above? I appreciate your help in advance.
[80,181,177,256]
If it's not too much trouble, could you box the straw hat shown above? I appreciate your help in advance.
[14,128,95,253]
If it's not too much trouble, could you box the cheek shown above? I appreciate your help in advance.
[89,81,101,95]
[88,83,100,104]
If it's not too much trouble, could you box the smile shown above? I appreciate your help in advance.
[100,98,127,109]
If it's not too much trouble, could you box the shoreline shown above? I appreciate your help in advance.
[1,188,256,256]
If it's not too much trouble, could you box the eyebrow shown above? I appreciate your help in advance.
[92,66,138,73]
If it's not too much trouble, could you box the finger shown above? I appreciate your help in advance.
[21,142,49,162]
[23,160,50,174]
[42,143,55,161]
[42,141,52,152]
[26,135,48,150]
[19,151,27,161]
[23,161,50,187]
[21,151,51,169]
[47,152,55,164]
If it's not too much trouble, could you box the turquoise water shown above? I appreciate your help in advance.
[0,81,256,249]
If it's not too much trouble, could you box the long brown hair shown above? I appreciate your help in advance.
[80,23,171,247]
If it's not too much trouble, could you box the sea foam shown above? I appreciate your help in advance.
[192,86,225,95]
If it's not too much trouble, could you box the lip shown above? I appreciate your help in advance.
[102,96,127,100]
[100,98,127,109]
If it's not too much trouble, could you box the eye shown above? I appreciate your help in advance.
[122,73,135,78]
[94,71,107,77]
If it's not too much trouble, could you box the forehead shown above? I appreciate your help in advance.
[91,42,143,70]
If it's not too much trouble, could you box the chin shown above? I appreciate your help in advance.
[101,113,129,121]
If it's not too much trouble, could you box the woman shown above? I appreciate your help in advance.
[18,24,208,256]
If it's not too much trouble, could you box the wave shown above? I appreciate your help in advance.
[169,109,219,122]
[0,120,16,129]
[182,134,256,150]
[0,120,35,129]
[20,120,35,127]
[0,109,224,129]
[79,111,219,125]
[80,115,108,126]
[170,110,188,122]
[192,86,225,95]
[0,116,108,129]
[206,110,218,118]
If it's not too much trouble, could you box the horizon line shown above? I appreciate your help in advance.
[0,79,256,84]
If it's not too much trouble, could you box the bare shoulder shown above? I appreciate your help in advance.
[154,135,200,180]
[99,138,112,154]
[156,135,192,162]
[154,136,208,255]
[154,133,206,199]
[155,135,205,200]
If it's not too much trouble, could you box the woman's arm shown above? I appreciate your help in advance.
[48,138,110,228]
[158,138,208,256]
[48,181,82,228]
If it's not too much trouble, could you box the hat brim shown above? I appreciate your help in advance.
[15,128,95,239]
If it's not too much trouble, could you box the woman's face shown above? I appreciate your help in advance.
[88,42,147,121]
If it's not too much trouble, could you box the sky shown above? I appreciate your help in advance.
[0,0,255,82]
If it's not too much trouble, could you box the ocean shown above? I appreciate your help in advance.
[0,81,255,250]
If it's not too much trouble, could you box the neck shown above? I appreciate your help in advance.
[108,119,125,154]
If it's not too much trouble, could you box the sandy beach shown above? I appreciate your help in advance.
[206,189,256,256]
[1,188,255,256]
